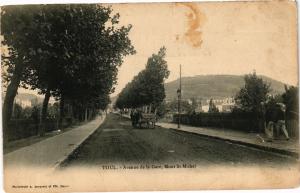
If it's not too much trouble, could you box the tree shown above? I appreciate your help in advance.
[1,5,135,138]
[12,103,23,119]
[1,5,37,140]
[52,5,135,124]
[282,85,298,120]
[164,99,193,114]
[115,47,169,111]
[235,71,271,113]
[142,47,170,108]
[190,97,198,113]
[235,71,271,132]
[156,100,167,118]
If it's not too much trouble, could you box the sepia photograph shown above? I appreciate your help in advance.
[1,0,299,192]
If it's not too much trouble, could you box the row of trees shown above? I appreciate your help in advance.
[1,5,135,140]
[11,103,59,120]
[115,47,169,111]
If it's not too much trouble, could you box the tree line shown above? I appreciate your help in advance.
[1,4,135,140]
[234,71,298,117]
[115,47,169,112]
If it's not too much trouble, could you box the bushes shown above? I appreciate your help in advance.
[7,119,58,141]
[173,112,298,137]
[7,119,38,141]
[6,116,78,141]
[174,112,256,132]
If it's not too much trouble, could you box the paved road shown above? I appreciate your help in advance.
[62,113,297,168]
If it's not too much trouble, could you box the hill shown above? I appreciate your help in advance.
[164,75,287,100]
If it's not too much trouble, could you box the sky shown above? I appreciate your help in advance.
[110,1,298,96]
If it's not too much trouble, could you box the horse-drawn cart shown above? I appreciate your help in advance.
[130,105,157,129]
[137,113,156,128]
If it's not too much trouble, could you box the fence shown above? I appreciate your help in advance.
[173,112,299,138]
[286,119,299,139]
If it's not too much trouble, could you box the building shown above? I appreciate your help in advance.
[221,97,235,112]
[200,97,235,112]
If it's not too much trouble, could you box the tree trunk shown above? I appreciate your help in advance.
[59,94,65,129]
[88,109,92,120]
[2,62,24,143]
[39,88,51,136]
[69,104,73,123]
[85,108,88,122]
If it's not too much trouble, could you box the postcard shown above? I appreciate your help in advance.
[1,0,299,192]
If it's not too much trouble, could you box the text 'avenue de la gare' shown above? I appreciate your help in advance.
[101,164,197,170]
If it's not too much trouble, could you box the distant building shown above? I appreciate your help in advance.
[201,97,235,112]
[201,105,209,112]
[221,97,235,112]
[165,97,235,113]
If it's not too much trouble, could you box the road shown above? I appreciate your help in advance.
[62,113,297,168]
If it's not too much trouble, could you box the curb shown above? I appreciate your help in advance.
[52,115,107,170]
[167,127,299,159]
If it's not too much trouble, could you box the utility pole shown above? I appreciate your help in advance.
[177,64,182,128]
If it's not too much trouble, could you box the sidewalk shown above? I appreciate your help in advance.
[157,122,299,158]
[4,114,106,169]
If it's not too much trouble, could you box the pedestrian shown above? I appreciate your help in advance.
[265,103,275,142]
[275,103,289,140]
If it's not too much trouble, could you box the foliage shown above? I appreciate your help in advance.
[115,47,169,110]
[282,85,298,119]
[156,100,167,118]
[173,112,297,135]
[163,99,194,114]
[2,5,134,97]
[30,105,40,121]
[235,71,271,113]
[265,96,278,113]
[12,104,23,119]
[208,98,219,113]
[1,4,135,137]
[10,103,60,120]
[47,103,60,119]
[190,97,198,113]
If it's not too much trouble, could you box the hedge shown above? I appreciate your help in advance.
[173,112,299,138]
[7,118,74,141]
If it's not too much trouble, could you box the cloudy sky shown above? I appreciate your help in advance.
[111,1,298,96]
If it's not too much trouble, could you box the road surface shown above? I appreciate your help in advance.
[62,113,297,168]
